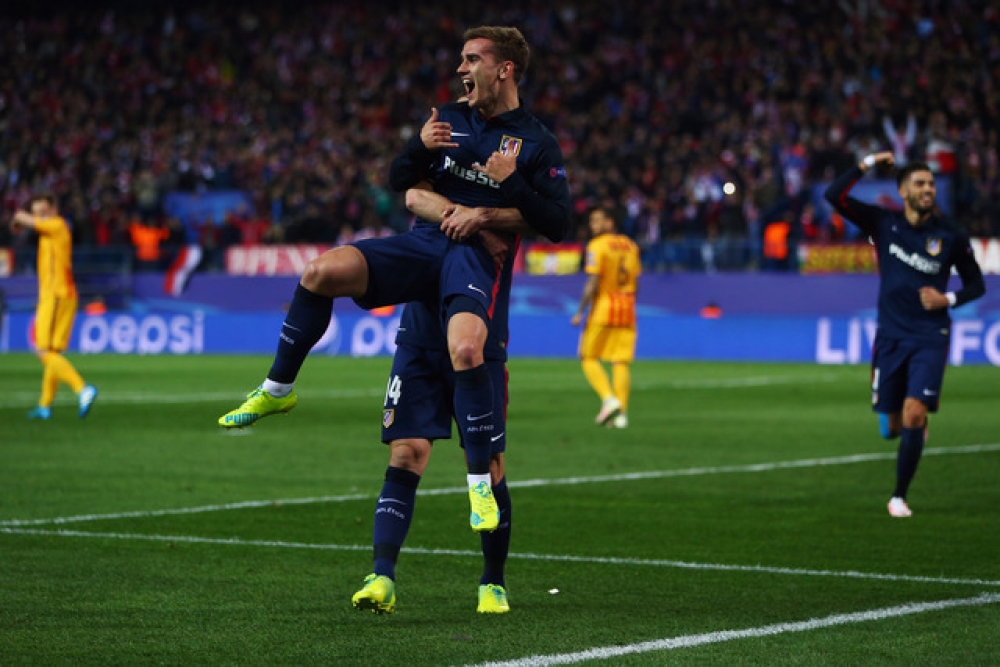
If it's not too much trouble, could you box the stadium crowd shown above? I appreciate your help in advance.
[2,0,998,271]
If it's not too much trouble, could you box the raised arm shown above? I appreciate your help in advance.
[824,150,894,237]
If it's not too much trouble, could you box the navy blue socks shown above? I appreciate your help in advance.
[893,427,925,499]
[480,477,512,587]
[372,467,421,580]
[454,365,495,475]
[267,283,333,383]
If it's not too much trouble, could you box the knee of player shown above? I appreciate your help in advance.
[300,247,366,296]
[901,399,929,428]
[389,438,432,473]
[448,338,484,370]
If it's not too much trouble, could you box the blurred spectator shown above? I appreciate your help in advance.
[0,0,997,273]
[129,217,170,271]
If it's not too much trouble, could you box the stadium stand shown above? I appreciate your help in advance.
[1,0,997,276]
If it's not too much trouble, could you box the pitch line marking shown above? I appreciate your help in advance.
[0,387,386,409]
[2,528,999,589]
[462,593,1000,667]
[2,443,997,529]
[0,373,839,409]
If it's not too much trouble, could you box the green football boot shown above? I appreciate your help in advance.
[218,386,297,428]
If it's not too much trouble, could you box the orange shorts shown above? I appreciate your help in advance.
[578,324,636,363]
[34,295,78,352]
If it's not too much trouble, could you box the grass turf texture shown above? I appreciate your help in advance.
[2,353,998,665]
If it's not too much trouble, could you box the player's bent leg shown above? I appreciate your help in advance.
[299,245,369,298]
[447,308,499,531]
[878,413,901,440]
[220,247,370,429]
[446,311,488,371]
[218,386,298,428]
[352,574,396,614]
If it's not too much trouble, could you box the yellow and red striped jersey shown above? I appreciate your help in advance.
[34,215,77,300]
[584,233,641,327]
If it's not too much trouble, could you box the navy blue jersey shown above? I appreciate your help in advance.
[390,101,571,243]
[825,166,985,345]
[387,100,568,353]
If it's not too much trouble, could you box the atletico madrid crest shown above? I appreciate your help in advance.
[926,238,942,256]
[499,135,522,157]
[383,409,394,428]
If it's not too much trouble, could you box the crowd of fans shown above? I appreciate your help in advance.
[2,0,998,272]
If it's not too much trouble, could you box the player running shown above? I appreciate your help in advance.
[824,151,985,517]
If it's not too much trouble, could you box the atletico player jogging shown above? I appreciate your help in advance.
[824,151,985,518]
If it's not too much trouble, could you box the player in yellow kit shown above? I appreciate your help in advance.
[10,194,98,420]
[571,208,641,428]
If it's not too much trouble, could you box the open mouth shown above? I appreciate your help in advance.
[463,78,475,96]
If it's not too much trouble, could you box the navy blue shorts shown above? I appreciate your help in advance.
[870,335,948,414]
[381,343,508,451]
[352,226,499,319]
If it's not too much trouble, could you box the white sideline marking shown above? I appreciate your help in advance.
[2,528,999,589]
[0,387,386,409]
[0,492,376,527]
[463,594,1000,667]
[0,373,839,409]
[2,443,997,529]
[634,373,842,390]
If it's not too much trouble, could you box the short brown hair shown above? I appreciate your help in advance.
[463,26,530,83]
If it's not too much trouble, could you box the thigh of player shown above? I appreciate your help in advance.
[903,343,949,413]
[871,337,908,414]
[34,296,78,353]
[352,228,447,310]
[579,325,635,363]
[439,241,498,316]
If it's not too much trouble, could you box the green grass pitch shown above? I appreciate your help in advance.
[2,353,999,665]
